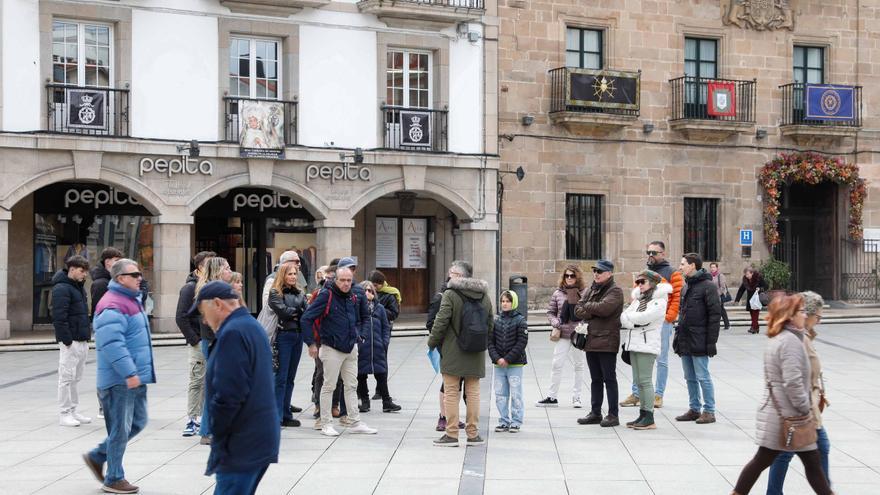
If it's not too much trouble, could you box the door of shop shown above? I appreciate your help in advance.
[375,217,429,313]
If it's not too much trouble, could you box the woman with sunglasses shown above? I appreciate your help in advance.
[731,294,832,495]
[356,281,401,413]
[620,270,671,430]
[538,265,588,408]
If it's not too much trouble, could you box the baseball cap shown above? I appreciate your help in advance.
[338,256,357,270]
[186,281,239,317]
[592,259,615,273]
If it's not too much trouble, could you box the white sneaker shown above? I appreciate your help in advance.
[572,397,583,409]
[349,423,378,435]
[321,425,341,437]
[72,412,92,424]
[60,414,80,427]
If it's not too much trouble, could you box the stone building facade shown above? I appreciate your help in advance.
[496,0,880,305]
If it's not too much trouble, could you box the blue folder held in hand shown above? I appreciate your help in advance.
[427,348,441,374]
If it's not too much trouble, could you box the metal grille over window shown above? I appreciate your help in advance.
[565,194,602,260]
[684,198,719,261]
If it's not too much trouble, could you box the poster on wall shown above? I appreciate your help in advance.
[239,100,285,158]
[376,217,398,268]
[403,218,427,269]
[67,89,107,130]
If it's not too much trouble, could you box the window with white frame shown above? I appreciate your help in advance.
[386,50,431,108]
[52,20,112,87]
[229,37,281,99]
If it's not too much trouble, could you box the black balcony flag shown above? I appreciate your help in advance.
[567,69,639,110]
[67,89,106,130]
[400,111,432,147]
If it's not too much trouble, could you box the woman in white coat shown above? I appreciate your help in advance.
[620,270,671,430]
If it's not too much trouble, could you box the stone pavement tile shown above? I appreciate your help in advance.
[0,450,41,467]
[647,480,734,494]
[305,461,387,478]
[638,464,730,483]
[29,479,102,495]
[562,462,643,481]
[254,464,311,494]
[483,479,569,495]
[0,462,81,481]
[555,437,632,464]
[833,483,880,494]
[623,440,710,466]
[381,445,466,464]
[567,480,653,495]
[383,460,464,479]
[686,440,762,465]
[485,454,564,480]
[373,477,459,495]
[830,465,880,484]
[290,474,379,495]
[134,467,216,495]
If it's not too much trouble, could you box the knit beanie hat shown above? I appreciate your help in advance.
[501,290,519,310]
[637,269,662,285]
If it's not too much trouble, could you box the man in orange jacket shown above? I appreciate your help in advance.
[619,241,682,409]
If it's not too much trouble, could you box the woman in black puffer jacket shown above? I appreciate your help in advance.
[489,290,529,432]
[268,262,308,427]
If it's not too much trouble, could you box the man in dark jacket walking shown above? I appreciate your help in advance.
[302,266,378,437]
[673,253,722,424]
[575,259,624,427]
[53,255,93,427]
[428,260,494,447]
[175,251,215,437]
[189,281,279,495]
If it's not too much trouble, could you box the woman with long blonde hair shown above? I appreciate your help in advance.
[538,264,588,408]
[194,256,231,443]
[268,262,307,427]
[731,294,832,495]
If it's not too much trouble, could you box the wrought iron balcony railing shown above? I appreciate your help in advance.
[46,84,129,137]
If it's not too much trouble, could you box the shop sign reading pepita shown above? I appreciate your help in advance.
[305,163,371,184]
[139,155,214,178]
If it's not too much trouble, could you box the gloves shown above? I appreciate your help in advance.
[706,343,717,357]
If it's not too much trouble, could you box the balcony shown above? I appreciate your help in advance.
[224,97,298,149]
[220,0,330,16]
[357,0,484,29]
[668,76,756,141]
[779,82,862,146]
[46,84,129,137]
[548,67,640,133]
[382,105,448,152]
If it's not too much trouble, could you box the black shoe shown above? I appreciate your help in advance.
[577,412,602,425]
[289,405,303,413]
[372,392,381,400]
[626,410,647,428]
[536,397,559,407]
[600,415,620,427]
[382,400,402,413]
[358,398,371,413]
[281,418,301,427]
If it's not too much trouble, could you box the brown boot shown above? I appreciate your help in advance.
[695,412,716,424]
[102,479,139,494]
[675,409,700,421]
[332,406,341,418]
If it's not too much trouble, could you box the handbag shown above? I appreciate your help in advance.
[758,290,770,306]
[721,290,732,303]
[765,370,817,450]
[621,344,631,365]
[570,323,588,350]
[257,305,279,343]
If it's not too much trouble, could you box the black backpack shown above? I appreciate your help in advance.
[452,290,489,352]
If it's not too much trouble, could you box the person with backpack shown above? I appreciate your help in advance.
[427,260,494,447]
[490,290,528,433]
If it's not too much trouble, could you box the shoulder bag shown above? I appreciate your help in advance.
[765,369,817,450]
[570,322,589,350]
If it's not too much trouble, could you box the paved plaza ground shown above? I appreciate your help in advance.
[0,323,878,494]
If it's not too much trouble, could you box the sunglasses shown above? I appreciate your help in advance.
[635,279,648,285]
[646,250,661,256]
[120,272,142,279]
[592,269,606,274]
[366,289,374,294]
[564,273,576,279]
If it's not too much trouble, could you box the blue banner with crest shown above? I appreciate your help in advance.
[805,84,855,120]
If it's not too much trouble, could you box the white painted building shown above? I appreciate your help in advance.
[0,0,499,336]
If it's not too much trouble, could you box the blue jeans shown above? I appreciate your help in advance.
[200,339,212,436]
[274,330,304,421]
[88,384,148,484]
[632,321,672,398]
[767,427,831,494]
[681,354,715,413]
[494,366,524,427]
[214,465,269,495]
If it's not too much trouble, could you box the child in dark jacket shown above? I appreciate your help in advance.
[489,290,529,432]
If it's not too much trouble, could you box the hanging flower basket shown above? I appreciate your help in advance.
[759,152,866,246]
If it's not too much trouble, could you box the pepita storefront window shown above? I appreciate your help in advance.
[33,183,153,323]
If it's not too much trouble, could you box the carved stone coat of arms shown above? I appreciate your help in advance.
[722,0,794,31]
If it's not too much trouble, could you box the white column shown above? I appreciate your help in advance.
[458,221,499,303]
[315,216,355,267]
[0,209,10,339]
[150,219,192,334]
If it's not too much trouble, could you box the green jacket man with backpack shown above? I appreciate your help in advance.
[428,260,494,447]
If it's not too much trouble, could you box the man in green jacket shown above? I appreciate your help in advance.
[428,260,494,447]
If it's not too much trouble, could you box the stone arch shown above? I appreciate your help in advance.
[0,166,165,215]
[185,173,329,220]
[347,178,480,220]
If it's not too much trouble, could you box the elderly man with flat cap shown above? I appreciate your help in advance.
[189,281,279,495]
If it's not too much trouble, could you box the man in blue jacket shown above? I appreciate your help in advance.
[189,281,279,495]
[83,259,156,495]
[302,266,378,437]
